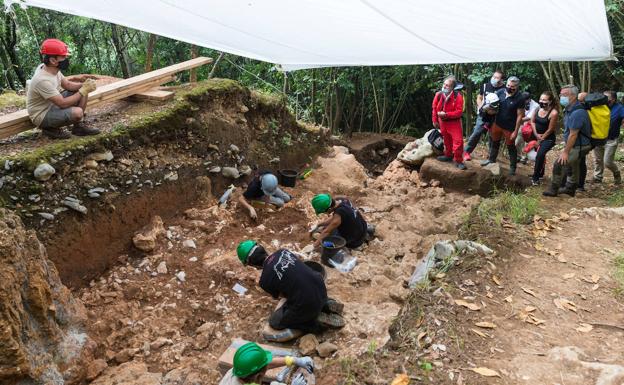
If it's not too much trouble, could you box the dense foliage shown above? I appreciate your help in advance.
[1,0,624,137]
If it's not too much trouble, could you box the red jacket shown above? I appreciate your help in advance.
[431,91,464,130]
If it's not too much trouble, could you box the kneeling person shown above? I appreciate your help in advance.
[311,194,372,249]
[238,171,291,219]
[219,341,313,385]
[237,240,344,331]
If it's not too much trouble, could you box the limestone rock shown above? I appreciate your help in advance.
[0,209,93,384]
[156,261,168,274]
[316,341,338,358]
[397,131,435,166]
[33,163,55,181]
[221,167,240,179]
[86,359,108,381]
[298,334,319,356]
[84,159,98,169]
[90,362,162,385]
[132,216,166,252]
[88,151,114,162]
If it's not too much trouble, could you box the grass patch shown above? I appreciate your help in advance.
[0,91,25,109]
[477,189,540,225]
[614,252,624,297]
[607,189,624,207]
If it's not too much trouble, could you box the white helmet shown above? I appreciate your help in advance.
[485,92,500,105]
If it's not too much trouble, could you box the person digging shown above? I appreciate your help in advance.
[310,194,374,250]
[26,38,100,139]
[238,171,292,220]
[219,341,314,385]
[236,240,346,335]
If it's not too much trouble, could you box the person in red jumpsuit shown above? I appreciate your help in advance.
[432,75,466,170]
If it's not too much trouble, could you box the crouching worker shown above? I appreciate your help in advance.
[237,240,345,332]
[311,194,374,249]
[219,341,314,385]
[239,171,291,220]
[27,39,100,139]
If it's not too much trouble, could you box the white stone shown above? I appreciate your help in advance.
[182,239,196,249]
[33,163,55,181]
[176,271,186,282]
[156,261,168,274]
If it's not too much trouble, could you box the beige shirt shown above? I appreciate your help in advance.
[218,369,244,385]
[26,64,65,126]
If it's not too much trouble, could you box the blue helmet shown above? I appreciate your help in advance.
[260,174,278,195]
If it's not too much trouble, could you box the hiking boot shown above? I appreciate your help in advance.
[42,127,71,140]
[317,312,345,329]
[480,159,494,167]
[577,186,586,192]
[436,155,452,162]
[323,298,344,315]
[72,123,101,136]
[463,152,472,161]
[542,188,558,197]
[455,162,467,170]
[557,186,576,197]
[614,172,622,185]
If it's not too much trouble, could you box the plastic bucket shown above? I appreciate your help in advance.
[320,235,346,267]
[304,260,326,280]
[278,169,298,188]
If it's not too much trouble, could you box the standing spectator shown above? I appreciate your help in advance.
[530,91,559,185]
[592,91,622,184]
[480,76,526,176]
[432,75,466,170]
[464,70,505,160]
[543,85,592,197]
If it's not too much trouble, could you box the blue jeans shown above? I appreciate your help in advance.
[464,115,491,154]
[532,139,555,182]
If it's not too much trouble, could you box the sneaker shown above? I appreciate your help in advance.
[531,179,541,186]
[436,155,452,162]
[455,162,467,170]
[480,159,493,167]
[317,312,345,329]
[463,152,472,161]
[72,123,101,136]
[42,128,71,139]
[323,298,344,315]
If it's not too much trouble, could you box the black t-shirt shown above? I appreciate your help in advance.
[479,82,505,96]
[259,249,327,315]
[334,199,367,248]
[243,170,272,200]
[494,89,526,131]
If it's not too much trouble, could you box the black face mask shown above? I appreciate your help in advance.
[506,87,516,94]
[57,58,70,71]
[539,102,550,108]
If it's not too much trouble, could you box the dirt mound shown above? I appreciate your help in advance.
[301,146,369,195]
[0,209,94,384]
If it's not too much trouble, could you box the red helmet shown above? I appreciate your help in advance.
[40,39,69,56]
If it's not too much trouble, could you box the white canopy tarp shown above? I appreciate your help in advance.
[10,0,615,71]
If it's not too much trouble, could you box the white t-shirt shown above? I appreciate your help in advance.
[524,99,539,120]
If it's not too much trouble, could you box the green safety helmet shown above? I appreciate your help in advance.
[311,193,332,214]
[233,342,273,378]
[237,240,257,264]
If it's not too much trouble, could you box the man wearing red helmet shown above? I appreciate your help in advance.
[26,38,100,139]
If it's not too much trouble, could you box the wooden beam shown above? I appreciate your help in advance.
[0,57,212,137]
[128,89,174,102]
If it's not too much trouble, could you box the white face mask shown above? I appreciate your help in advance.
[490,77,500,86]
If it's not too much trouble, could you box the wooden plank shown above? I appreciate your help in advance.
[217,338,296,382]
[129,89,175,102]
[0,57,211,137]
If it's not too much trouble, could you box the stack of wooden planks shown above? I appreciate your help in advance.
[0,56,212,140]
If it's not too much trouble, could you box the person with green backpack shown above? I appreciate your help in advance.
[218,341,314,385]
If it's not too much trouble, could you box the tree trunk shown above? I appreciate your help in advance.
[208,52,225,79]
[145,33,157,72]
[464,64,474,137]
[605,61,624,88]
[539,62,558,96]
[111,24,131,78]
[1,14,26,87]
[0,48,16,90]
[189,45,198,82]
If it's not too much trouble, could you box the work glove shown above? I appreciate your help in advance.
[290,373,308,385]
[248,206,257,220]
[79,79,97,96]
[285,356,314,373]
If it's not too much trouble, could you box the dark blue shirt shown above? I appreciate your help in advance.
[494,89,526,131]
[563,101,592,147]
[608,102,624,140]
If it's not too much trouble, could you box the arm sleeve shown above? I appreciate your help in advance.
[34,79,61,100]
[445,92,464,119]
[432,93,439,125]
[567,110,583,133]
[478,83,485,96]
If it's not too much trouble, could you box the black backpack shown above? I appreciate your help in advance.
[427,129,444,152]
[583,92,608,109]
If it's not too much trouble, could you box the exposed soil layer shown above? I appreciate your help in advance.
[342,132,413,175]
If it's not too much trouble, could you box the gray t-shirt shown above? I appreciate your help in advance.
[26,64,65,126]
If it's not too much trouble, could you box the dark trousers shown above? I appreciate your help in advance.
[532,139,555,182]
[464,115,491,154]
